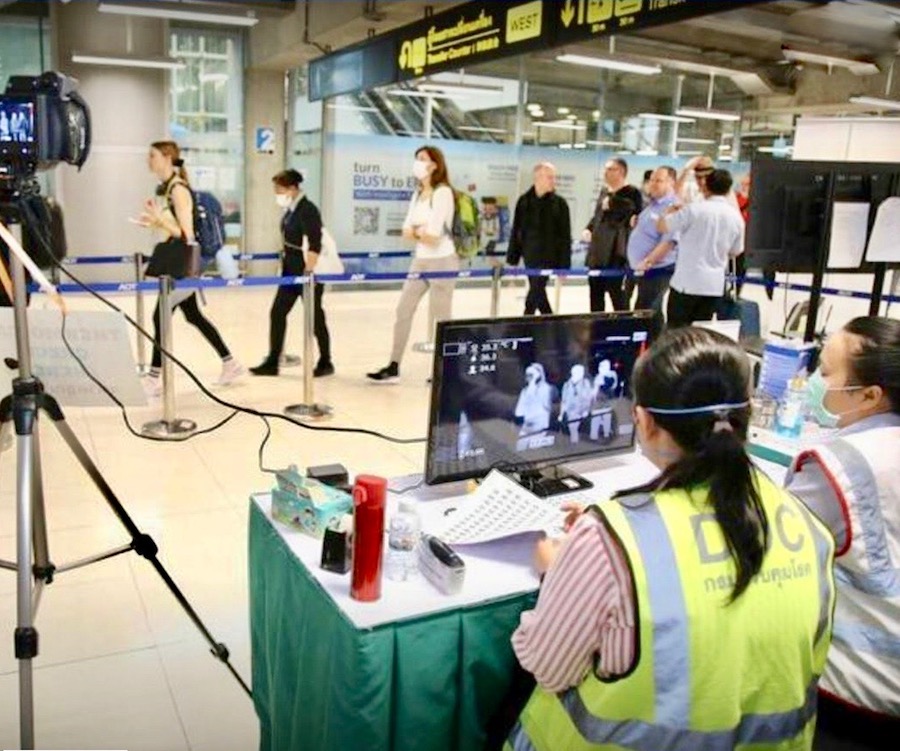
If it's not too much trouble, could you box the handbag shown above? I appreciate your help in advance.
[145,237,198,279]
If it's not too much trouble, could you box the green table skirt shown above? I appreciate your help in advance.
[249,502,536,751]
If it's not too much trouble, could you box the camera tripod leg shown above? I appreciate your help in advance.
[14,392,39,750]
[0,398,53,585]
[42,395,253,699]
[30,427,53,583]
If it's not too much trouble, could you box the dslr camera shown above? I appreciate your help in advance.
[0,71,91,181]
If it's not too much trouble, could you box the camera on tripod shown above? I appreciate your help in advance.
[0,71,91,180]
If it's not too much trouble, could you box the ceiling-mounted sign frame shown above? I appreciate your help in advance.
[394,0,546,81]
[551,0,767,45]
[308,0,772,102]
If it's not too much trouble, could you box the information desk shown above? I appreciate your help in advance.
[248,452,788,751]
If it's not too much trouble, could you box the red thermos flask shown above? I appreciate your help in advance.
[350,474,387,602]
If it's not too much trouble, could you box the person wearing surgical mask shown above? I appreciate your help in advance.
[250,168,334,377]
[502,327,835,751]
[368,145,458,383]
[560,364,593,443]
[784,316,900,744]
[515,363,554,450]
[589,359,619,441]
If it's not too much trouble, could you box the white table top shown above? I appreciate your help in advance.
[748,423,836,464]
[251,451,660,630]
[252,450,790,631]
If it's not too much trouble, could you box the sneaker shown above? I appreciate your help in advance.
[313,361,335,378]
[217,359,246,385]
[141,374,162,398]
[366,363,399,383]
[249,360,279,377]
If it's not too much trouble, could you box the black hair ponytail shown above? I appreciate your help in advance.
[615,327,768,602]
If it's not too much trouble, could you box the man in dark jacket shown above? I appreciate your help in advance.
[582,158,643,312]
[506,162,571,315]
[251,169,333,377]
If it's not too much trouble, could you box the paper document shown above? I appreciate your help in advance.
[438,470,565,545]
[866,197,900,263]
[828,202,869,269]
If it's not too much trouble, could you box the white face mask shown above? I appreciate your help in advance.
[412,160,431,181]
[275,193,292,209]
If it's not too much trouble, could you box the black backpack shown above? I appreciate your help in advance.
[193,190,226,260]
[165,178,225,260]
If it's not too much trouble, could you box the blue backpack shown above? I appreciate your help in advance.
[193,190,226,260]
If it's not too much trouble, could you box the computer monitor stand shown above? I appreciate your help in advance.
[510,464,594,498]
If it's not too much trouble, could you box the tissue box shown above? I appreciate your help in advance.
[271,465,352,538]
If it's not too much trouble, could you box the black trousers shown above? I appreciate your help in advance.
[151,292,230,368]
[634,269,673,331]
[524,274,552,315]
[634,269,673,313]
[589,275,628,313]
[268,253,331,364]
[666,288,719,328]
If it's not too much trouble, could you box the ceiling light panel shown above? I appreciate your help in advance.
[848,96,900,111]
[782,47,879,76]
[97,2,259,27]
[71,52,185,70]
[675,107,741,122]
[639,112,696,123]
[556,54,661,76]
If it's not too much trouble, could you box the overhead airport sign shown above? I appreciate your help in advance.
[308,0,770,101]
[553,0,768,44]
[395,0,545,79]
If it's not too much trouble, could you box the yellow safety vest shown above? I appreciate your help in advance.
[507,471,835,751]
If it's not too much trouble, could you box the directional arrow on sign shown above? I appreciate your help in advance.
[561,0,575,28]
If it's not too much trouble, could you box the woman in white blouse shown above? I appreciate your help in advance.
[367,145,457,382]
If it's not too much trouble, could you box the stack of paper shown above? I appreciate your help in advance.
[439,470,565,545]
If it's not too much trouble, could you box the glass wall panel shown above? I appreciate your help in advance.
[0,15,51,193]
[288,67,324,208]
[311,40,752,268]
[0,16,49,92]
[169,27,244,244]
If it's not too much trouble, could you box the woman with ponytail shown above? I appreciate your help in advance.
[501,328,835,751]
[785,316,900,745]
[138,140,244,395]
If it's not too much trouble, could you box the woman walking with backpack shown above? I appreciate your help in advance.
[367,145,457,383]
[138,140,244,396]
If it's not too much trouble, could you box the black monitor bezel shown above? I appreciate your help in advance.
[425,310,658,486]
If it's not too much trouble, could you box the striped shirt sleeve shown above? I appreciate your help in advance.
[511,511,636,693]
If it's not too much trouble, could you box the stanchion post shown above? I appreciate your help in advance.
[285,275,332,421]
[141,276,196,438]
[302,276,314,407]
[490,264,502,318]
[553,273,563,313]
[159,276,176,425]
[133,252,147,374]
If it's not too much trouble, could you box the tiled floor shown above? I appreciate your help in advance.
[0,278,580,751]
[0,266,857,750]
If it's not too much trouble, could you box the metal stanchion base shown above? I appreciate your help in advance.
[280,354,302,368]
[412,342,435,353]
[284,403,333,421]
[140,418,198,439]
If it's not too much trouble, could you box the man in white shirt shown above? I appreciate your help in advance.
[657,169,744,328]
